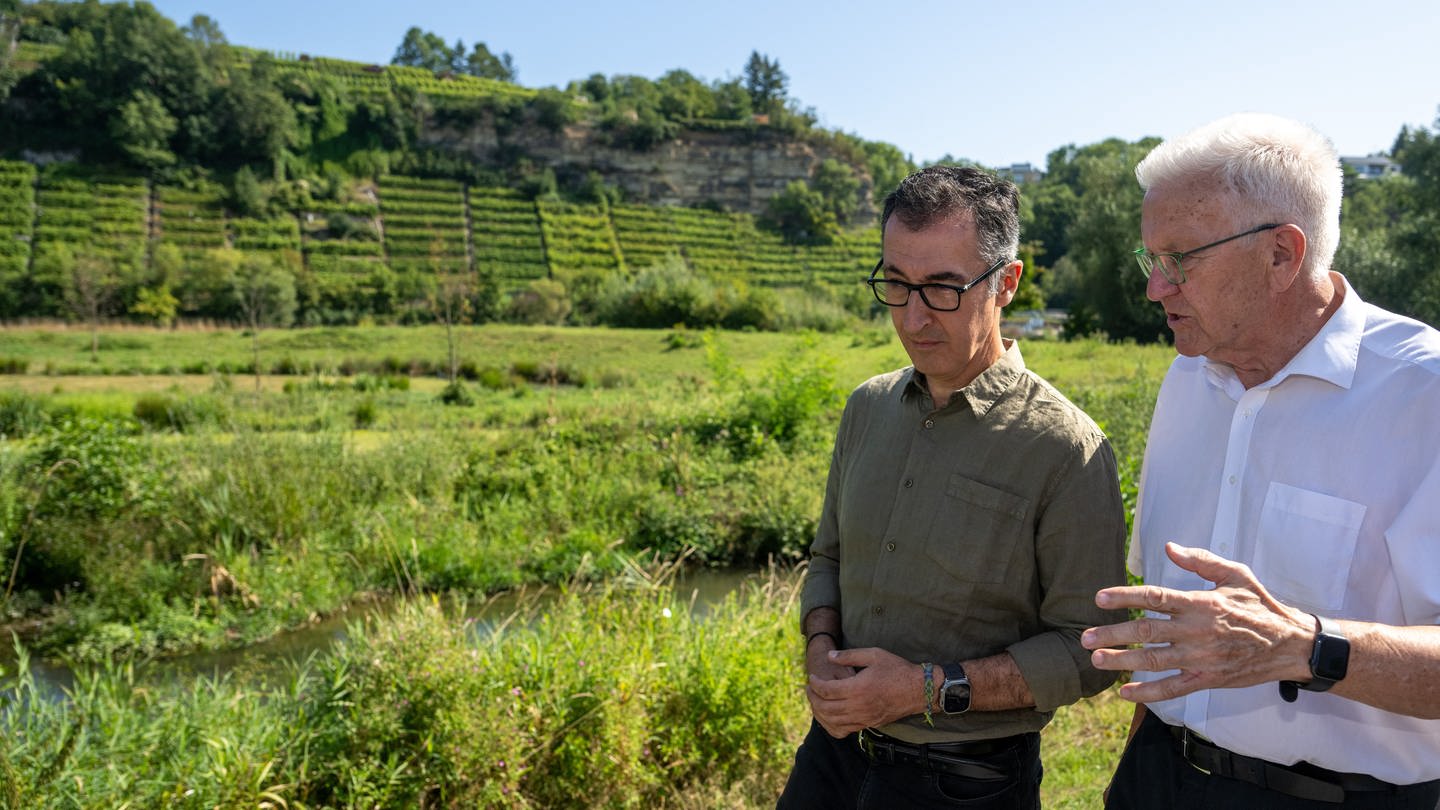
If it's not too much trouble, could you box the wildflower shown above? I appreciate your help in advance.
[511,686,523,697]
[661,607,672,619]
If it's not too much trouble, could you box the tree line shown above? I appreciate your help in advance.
[1019,125,1440,339]
[0,0,1436,337]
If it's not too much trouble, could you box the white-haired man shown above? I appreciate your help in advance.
[1082,113,1440,809]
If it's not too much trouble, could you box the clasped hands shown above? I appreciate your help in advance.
[1081,542,1317,702]
[805,643,926,738]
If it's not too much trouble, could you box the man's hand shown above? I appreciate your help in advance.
[807,647,924,738]
[1080,542,1316,703]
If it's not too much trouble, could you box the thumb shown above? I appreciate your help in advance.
[1165,541,1248,587]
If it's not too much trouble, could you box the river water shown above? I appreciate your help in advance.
[10,567,763,698]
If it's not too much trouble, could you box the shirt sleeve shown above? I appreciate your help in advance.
[1005,432,1129,711]
[799,399,851,632]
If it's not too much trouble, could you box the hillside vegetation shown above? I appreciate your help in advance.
[3,0,1440,339]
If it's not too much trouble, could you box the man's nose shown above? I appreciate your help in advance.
[901,293,933,328]
[1146,270,1179,302]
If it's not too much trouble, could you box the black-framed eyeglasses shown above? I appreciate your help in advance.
[1133,223,1283,285]
[865,257,1009,312]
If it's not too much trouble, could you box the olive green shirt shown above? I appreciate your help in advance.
[800,342,1127,743]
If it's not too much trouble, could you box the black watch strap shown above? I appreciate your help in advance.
[1279,614,1349,703]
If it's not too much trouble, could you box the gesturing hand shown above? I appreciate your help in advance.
[1080,542,1316,703]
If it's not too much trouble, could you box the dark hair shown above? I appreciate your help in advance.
[880,165,1020,265]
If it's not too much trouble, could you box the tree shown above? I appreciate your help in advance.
[1063,137,1166,342]
[230,165,269,217]
[229,252,297,390]
[763,179,837,245]
[507,278,570,325]
[391,27,453,73]
[130,285,179,328]
[180,13,226,48]
[861,140,915,200]
[711,77,752,121]
[209,60,298,174]
[657,69,714,121]
[1386,117,1440,325]
[1023,179,1080,268]
[464,41,516,82]
[811,159,861,225]
[0,5,20,103]
[63,252,122,362]
[743,51,787,114]
[36,2,214,166]
[426,239,473,384]
[110,89,178,170]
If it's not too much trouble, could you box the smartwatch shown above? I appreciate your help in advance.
[1279,614,1349,702]
[938,662,971,715]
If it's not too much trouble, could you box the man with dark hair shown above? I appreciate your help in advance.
[1082,113,1440,809]
[776,166,1127,810]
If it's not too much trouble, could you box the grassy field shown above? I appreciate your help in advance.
[0,322,1166,807]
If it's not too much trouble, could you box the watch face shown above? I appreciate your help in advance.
[1312,633,1350,681]
[942,681,970,714]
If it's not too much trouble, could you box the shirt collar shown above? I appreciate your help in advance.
[1202,272,1363,393]
[902,340,1026,416]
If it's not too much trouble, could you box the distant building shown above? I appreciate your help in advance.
[1341,155,1400,180]
[994,162,1045,185]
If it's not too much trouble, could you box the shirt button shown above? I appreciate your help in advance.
[924,419,935,429]
[873,606,884,616]
[1228,475,1237,485]
[886,541,896,552]
[904,479,914,488]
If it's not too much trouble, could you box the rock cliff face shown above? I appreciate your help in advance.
[417,118,875,220]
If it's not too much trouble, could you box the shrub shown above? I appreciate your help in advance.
[352,397,378,428]
[133,393,226,433]
[0,391,49,438]
[506,278,571,325]
[438,381,474,406]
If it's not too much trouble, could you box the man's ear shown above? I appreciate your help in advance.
[996,261,1023,307]
[1268,224,1308,293]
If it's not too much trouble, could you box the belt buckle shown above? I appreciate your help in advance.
[858,729,897,765]
[1181,729,1210,775]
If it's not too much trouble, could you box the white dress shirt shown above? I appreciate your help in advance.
[1129,274,1440,785]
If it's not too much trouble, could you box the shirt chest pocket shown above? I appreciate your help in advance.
[1251,482,1366,613]
[923,474,1030,584]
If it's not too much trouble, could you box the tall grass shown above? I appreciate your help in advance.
[0,568,1132,808]
[0,567,810,808]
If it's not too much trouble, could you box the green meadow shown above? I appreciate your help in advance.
[0,323,1172,807]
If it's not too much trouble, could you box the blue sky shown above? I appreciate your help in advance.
[144,0,1440,169]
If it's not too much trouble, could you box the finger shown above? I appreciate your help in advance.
[1082,616,1172,649]
[1095,584,1191,614]
[1116,671,1208,704]
[808,673,854,702]
[1164,542,1253,588]
[829,647,875,668]
[1089,643,1177,674]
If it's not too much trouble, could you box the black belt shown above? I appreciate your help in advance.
[857,728,1025,782]
[1165,720,1401,804]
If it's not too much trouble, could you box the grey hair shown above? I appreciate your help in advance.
[880,165,1019,294]
[1135,113,1342,278]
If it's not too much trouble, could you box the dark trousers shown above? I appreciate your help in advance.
[776,719,1041,810]
[1105,711,1440,810]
